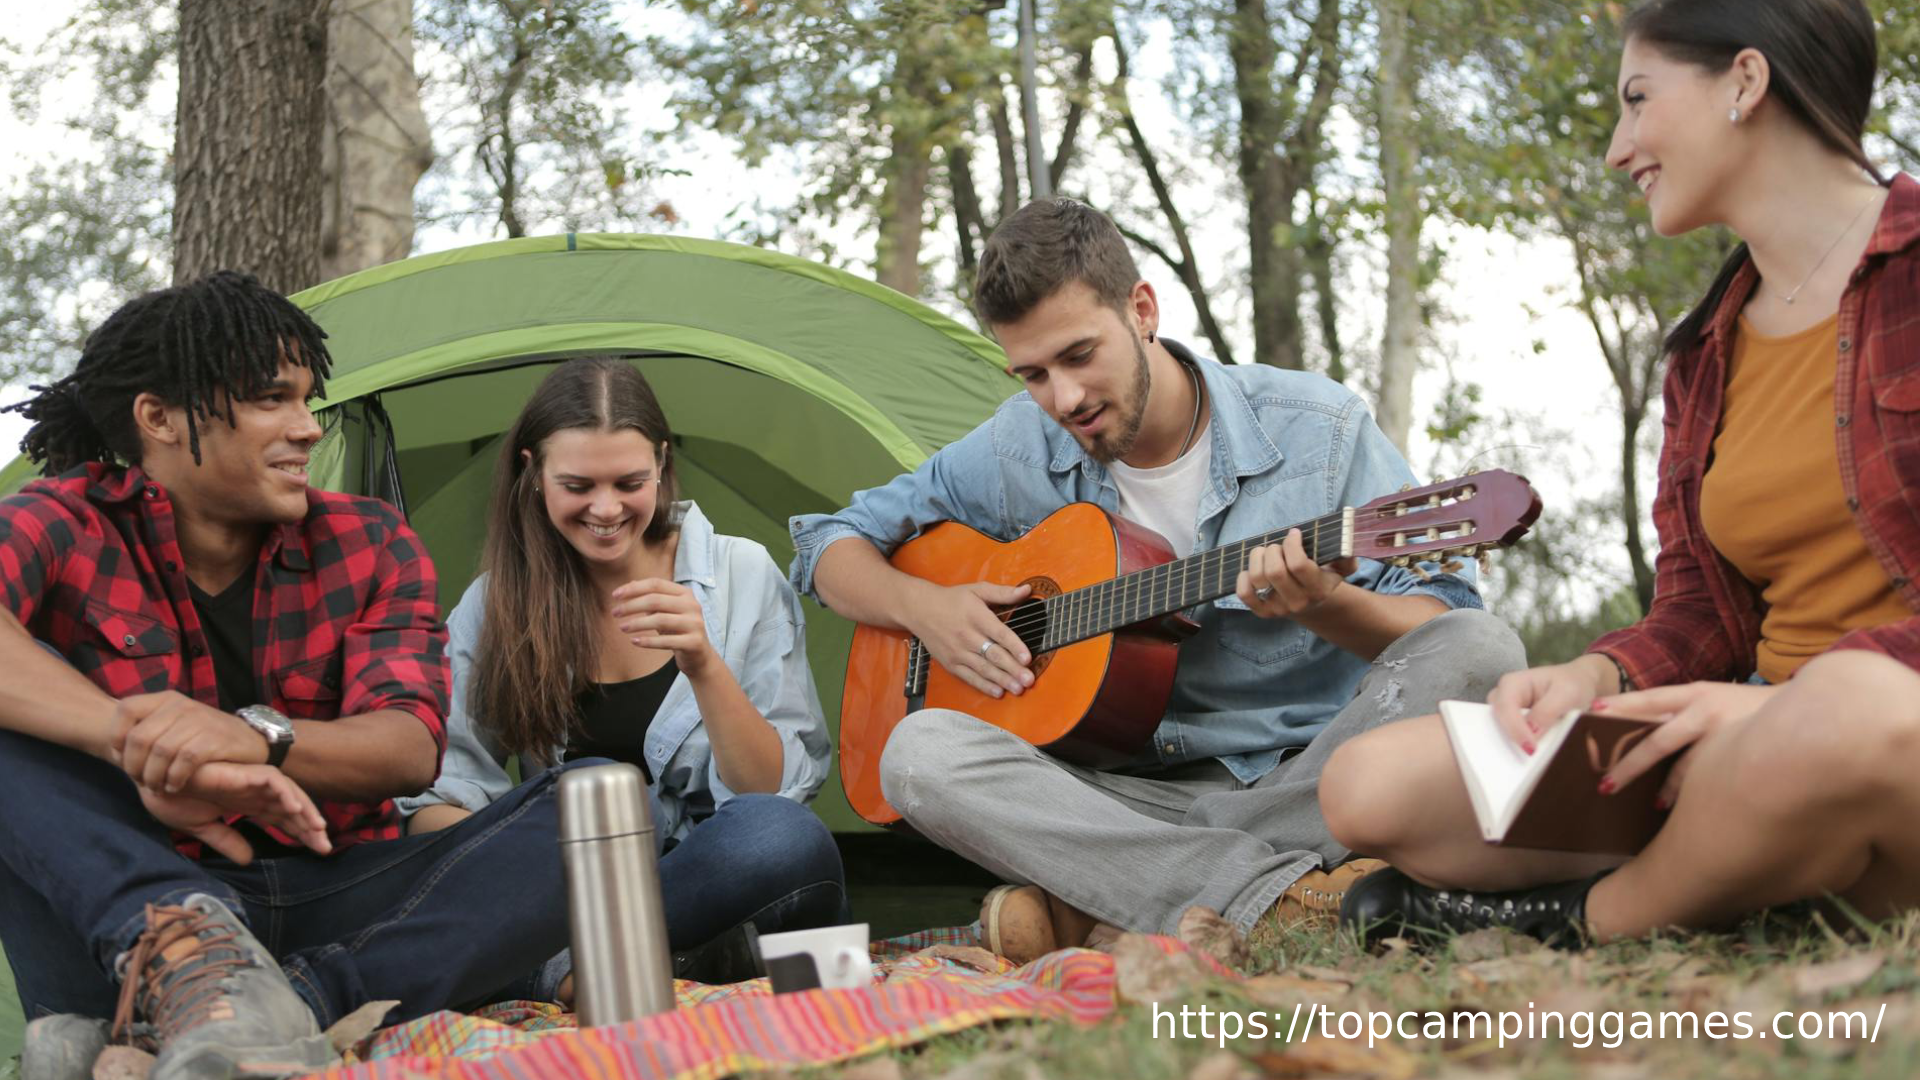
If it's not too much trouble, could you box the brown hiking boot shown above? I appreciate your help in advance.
[1268,858,1390,931]
[112,894,337,1080]
[978,885,1117,965]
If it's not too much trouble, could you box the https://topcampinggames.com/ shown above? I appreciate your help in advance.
[1149,999,1889,1050]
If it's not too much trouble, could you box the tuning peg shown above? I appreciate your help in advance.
[1400,483,1413,493]
[1441,559,1466,574]
[1410,563,1433,583]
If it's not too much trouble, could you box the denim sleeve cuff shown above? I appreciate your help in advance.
[393,776,491,818]
[786,518,866,600]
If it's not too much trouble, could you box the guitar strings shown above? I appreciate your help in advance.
[986,503,1485,646]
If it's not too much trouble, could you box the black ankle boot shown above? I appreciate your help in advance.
[1339,867,1610,949]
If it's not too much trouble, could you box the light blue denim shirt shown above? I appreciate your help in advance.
[399,501,831,841]
[788,343,1482,785]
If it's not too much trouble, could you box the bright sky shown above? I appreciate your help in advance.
[0,7,1631,592]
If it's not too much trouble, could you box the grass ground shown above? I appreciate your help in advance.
[759,907,1920,1080]
[9,844,1918,1079]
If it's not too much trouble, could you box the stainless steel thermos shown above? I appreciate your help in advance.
[557,763,676,1024]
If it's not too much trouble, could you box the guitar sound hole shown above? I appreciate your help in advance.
[1006,576,1059,678]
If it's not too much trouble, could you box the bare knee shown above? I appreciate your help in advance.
[1319,720,1430,856]
[1710,655,1920,810]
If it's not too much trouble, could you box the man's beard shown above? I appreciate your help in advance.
[1076,335,1151,463]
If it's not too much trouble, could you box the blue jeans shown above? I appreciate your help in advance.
[0,728,575,1029]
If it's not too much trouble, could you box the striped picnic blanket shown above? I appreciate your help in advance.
[313,927,1139,1080]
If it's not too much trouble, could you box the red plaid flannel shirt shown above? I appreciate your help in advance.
[0,463,450,855]
[1591,173,1920,687]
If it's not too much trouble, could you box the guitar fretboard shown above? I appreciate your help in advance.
[1027,507,1355,652]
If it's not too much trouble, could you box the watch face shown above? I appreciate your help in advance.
[241,706,293,739]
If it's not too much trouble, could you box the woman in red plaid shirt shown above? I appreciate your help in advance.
[1317,0,1920,946]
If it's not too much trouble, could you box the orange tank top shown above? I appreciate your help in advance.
[1698,315,1910,683]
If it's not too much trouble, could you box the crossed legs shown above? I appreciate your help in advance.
[1319,649,1920,940]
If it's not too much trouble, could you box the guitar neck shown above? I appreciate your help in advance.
[1037,507,1355,652]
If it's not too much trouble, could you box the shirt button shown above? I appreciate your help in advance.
[122,634,136,647]
[1838,337,1852,352]
[1847,497,1861,512]
[1895,576,1911,589]
[164,561,178,573]
[143,485,157,499]
[1836,414,1851,428]
[1163,743,1177,754]
[191,644,206,657]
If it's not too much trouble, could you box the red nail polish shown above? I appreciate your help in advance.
[1591,699,1610,712]
[1597,777,1617,795]
[1654,794,1672,811]
[1521,740,1535,755]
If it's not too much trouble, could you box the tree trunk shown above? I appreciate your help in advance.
[876,53,933,296]
[1231,0,1301,369]
[173,0,332,292]
[1304,202,1344,383]
[1374,0,1420,451]
[950,144,986,273]
[1619,400,1655,615]
[990,88,1021,222]
[320,0,433,282]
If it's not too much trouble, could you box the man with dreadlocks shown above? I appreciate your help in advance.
[0,272,574,1080]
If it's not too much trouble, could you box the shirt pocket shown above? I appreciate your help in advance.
[82,599,178,657]
[1212,601,1310,666]
[1869,366,1920,413]
[77,599,180,693]
[272,656,343,719]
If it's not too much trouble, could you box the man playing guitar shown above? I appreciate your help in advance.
[789,198,1526,960]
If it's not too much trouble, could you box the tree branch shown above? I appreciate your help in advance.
[1048,46,1094,191]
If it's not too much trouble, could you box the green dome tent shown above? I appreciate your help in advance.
[0,233,1022,834]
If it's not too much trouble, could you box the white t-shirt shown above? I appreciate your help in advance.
[1108,426,1213,558]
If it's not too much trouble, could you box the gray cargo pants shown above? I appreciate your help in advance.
[878,608,1526,936]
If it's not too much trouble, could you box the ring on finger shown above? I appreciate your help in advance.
[978,639,995,658]
[1254,584,1276,601]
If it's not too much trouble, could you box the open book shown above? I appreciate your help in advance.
[1438,699,1673,855]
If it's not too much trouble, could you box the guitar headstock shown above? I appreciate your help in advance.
[1349,469,1542,569]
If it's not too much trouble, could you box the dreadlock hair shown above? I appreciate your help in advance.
[3,271,333,475]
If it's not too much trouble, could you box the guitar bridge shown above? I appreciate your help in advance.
[904,637,929,712]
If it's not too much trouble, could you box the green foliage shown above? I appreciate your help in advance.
[416,0,666,236]
[0,1,173,385]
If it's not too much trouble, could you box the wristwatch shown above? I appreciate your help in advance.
[236,704,296,768]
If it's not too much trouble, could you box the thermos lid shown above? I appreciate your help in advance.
[557,762,657,842]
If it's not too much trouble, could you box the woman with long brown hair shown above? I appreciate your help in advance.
[1318,0,1920,945]
[400,357,842,985]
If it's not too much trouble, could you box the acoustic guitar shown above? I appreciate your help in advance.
[838,470,1543,826]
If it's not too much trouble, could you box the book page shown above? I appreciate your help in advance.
[1438,700,1537,840]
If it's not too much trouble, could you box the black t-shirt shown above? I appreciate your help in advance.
[565,658,680,783]
[188,572,258,712]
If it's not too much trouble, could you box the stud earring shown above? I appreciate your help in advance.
[1728,107,1740,124]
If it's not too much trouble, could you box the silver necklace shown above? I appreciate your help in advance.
[1176,359,1204,457]
[1776,191,1879,305]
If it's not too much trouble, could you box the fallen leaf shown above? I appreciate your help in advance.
[1296,965,1360,985]
[1110,933,1213,1004]
[1251,1037,1418,1079]
[1180,906,1251,971]
[1455,952,1561,987]
[1187,1049,1258,1080]
[838,1057,905,1080]
[916,944,1009,974]
[1241,974,1352,1008]
[90,1046,154,1080]
[324,999,400,1055]
[1449,928,1542,963]
[1791,952,1884,999]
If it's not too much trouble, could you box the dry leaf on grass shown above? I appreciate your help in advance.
[1250,1037,1418,1080]
[1187,1049,1259,1080]
[1453,952,1564,990]
[90,1046,155,1080]
[325,999,400,1055]
[1296,966,1360,985]
[838,1056,906,1080]
[1241,974,1352,1008]
[1449,929,1541,963]
[916,944,1010,974]
[1179,906,1251,971]
[1111,933,1215,1004]
[1790,952,1884,999]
